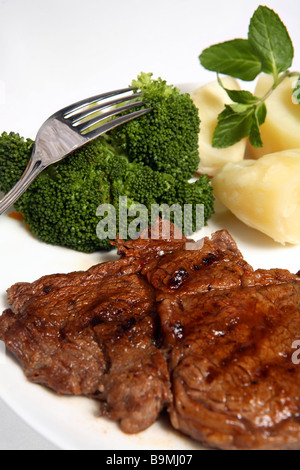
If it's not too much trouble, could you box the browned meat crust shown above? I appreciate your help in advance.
[144,230,300,449]
[1,227,300,448]
[0,257,171,434]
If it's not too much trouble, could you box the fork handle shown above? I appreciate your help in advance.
[0,159,45,215]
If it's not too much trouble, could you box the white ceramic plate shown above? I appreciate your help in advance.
[1,83,300,450]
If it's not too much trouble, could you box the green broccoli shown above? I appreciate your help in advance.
[0,132,34,194]
[110,72,201,180]
[0,74,214,253]
[0,133,118,251]
[110,160,213,236]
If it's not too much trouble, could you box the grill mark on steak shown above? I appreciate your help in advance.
[1,227,300,449]
[168,268,190,289]
[144,231,300,449]
[202,252,218,267]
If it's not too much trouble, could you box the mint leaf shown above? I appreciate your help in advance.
[249,118,262,148]
[200,5,297,149]
[213,102,267,148]
[212,107,255,148]
[292,75,300,104]
[217,104,237,120]
[256,102,267,125]
[229,103,251,114]
[223,89,258,104]
[249,104,266,148]
[248,6,294,80]
[217,74,259,104]
[199,39,262,81]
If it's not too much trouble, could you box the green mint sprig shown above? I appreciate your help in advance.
[292,76,300,103]
[199,5,300,149]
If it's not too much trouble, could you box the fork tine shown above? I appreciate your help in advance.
[83,108,153,141]
[69,93,143,126]
[0,85,153,215]
[75,101,147,134]
[62,87,137,117]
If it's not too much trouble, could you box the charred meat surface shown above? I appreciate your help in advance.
[167,282,300,450]
[145,230,300,449]
[1,226,300,449]
[0,256,171,434]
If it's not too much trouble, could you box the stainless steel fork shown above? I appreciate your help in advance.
[0,87,152,215]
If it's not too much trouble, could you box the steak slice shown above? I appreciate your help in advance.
[168,283,300,450]
[146,230,300,450]
[0,255,171,434]
[2,224,300,449]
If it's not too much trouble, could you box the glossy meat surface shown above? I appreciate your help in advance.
[1,227,300,448]
[0,256,171,434]
[145,231,300,449]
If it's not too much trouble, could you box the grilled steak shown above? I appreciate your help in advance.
[1,224,300,449]
[145,230,300,450]
[0,255,172,434]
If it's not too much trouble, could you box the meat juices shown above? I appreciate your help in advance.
[1,227,300,449]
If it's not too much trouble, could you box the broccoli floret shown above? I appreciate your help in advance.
[110,72,201,180]
[109,163,214,240]
[0,133,120,252]
[164,176,215,235]
[112,160,175,205]
[0,73,214,253]
[0,132,34,194]
[0,132,214,252]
